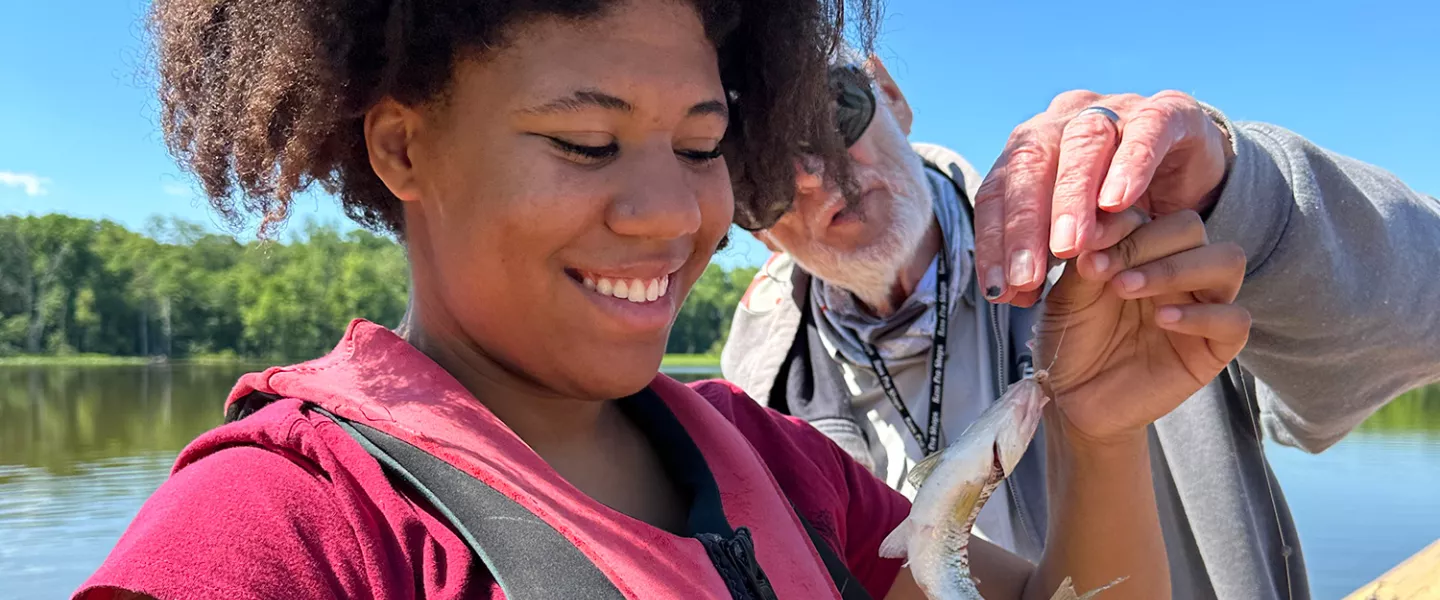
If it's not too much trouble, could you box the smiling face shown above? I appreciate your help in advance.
[372,0,732,401]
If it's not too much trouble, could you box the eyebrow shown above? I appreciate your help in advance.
[520,89,728,119]
[686,99,729,119]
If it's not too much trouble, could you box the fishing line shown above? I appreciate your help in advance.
[1041,288,1073,376]
[1236,365,1295,599]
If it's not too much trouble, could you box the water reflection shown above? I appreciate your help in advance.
[1355,383,1440,436]
[0,365,1435,598]
[0,365,263,472]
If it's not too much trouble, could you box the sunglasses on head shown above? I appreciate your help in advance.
[830,65,877,148]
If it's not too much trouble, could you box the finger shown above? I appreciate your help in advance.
[1086,206,1151,251]
[1050,108,1122,258]
[1002,125,1060,294]
[1010,289,1042,308]
[1084,210,1207,281]
[1097,91,1210,211]
[1051,91,1144,119]
[1075,208,1149,280]
[1047,89,1104,114]
[1110,242,1246,302]
[974,160,1009,301]
[1012,252,1064,308]
[1155,303,1252,365]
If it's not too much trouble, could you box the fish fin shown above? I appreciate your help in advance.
[1047,575,1128,600]
[877,518,913,559]
[1078,576,1127,600]
[905,449,946,488]
[1047,577,1080,600]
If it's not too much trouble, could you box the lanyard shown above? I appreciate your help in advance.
[860,247,950,455]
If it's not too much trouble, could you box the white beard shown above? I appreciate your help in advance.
[790,169,934,312]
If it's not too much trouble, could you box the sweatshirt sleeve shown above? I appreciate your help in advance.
[72,446,365,600]
[1200,107,1440,453]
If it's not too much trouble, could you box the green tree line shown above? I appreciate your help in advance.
[0,214,757,361]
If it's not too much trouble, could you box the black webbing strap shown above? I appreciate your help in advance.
[793,505,874,600]
[311,406,625,599]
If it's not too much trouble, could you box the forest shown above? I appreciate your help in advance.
[0,214,757,361]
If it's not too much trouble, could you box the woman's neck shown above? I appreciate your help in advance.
[398,297,612,457]
[398,296,686,532]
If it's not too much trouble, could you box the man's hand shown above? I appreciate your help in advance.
[974,90,1234,307]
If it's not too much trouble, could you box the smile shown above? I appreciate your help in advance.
[571,270,673,303]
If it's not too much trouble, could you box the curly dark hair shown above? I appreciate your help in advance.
[148,0,880,237]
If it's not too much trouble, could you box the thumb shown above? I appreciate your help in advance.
[1041,258,1101,315]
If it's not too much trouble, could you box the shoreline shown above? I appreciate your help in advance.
[2,353,725,370]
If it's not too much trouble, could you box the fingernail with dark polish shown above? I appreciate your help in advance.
[984,266,1005,299]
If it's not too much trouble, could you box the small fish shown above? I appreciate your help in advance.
[878,371,1124,600]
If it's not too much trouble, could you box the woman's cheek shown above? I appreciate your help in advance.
[697,161,735,246]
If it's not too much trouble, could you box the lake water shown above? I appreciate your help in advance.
[1,364,1436,599]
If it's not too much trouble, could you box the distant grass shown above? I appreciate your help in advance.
[0,354,157,366]
[660,354,722,369]
[0,353,260,367]
[5,352,719,371]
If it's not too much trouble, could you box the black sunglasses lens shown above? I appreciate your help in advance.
[833,71,875,147]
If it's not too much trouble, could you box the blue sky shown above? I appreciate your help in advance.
[3,0,1436,269]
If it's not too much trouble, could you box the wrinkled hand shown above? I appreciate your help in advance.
[1035,209,1249,445]
[974,90,1233,308]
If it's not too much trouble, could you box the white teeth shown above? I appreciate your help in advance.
[581,273,674,303]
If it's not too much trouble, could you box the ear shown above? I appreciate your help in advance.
[364,98,425,204]
[865,56,913,136]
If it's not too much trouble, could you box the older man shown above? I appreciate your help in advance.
[721,57,1440,599]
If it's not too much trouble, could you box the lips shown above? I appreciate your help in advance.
[820,196,850,227]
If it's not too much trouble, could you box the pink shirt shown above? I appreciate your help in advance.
[75,320,908,599]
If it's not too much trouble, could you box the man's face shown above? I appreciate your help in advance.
[759,70,933,298]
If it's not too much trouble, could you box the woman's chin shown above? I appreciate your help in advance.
[572,354,668,401]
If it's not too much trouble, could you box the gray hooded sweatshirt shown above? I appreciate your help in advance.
[721,107,1440,599]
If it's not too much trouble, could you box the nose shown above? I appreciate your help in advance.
[793,156,824,193]
[607,143,704,240]
[790,156,843,224]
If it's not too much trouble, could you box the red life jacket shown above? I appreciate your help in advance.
[219,320,870,599]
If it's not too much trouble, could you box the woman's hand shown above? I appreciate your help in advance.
[1035,208,1250,445]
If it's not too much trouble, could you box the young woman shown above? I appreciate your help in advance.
[77,0,1250,598]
